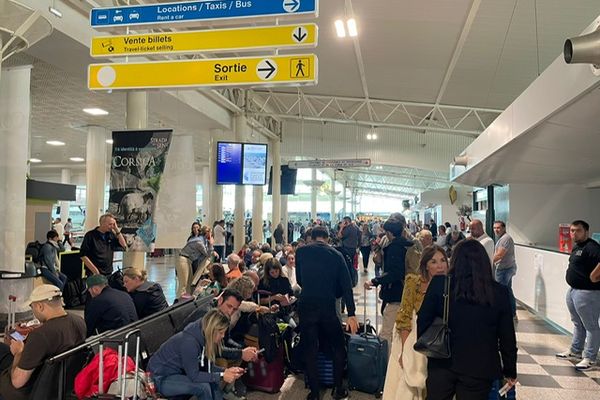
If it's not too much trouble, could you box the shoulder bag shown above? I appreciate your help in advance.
[413,275,451,359]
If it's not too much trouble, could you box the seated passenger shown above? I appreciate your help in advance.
[195,263,228,298]
[84,274,138,337]
[148,309,246,399]
[225,254,243,281]
[282,252,301,294]
[122,267,168,319]
[39,229,68,290]
[258,258,294,306]
[0,285,86,400]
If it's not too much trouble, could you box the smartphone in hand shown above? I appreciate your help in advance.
[10,331,26,342]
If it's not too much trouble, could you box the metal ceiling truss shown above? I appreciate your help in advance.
[341,167,450,185]
[248,90,503,138]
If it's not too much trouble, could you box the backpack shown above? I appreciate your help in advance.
[257,313,281,363]
[25,241,45,265]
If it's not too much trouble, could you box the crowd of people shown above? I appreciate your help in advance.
[3,211,600,400]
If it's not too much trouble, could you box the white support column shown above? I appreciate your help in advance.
[342,181,347,217]
[330,175,336,225]
[60,168,71,222]
[124,91,147,269]
[233,115,246,253]
[209,129,224,222]
[0,65,31,273]
[85,126,107,232]
[281,195,289,243]
[202,166,210,223]
[252,186,264,243]
[310,168,318,221]
[270,138,281,237]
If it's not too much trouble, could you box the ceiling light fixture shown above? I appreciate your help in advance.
[347,18,358,37]
[366,133,372,140]
[69,157,85,162]
[48,6,63,18]
[83,107,109,116]
[29,158,42,163]
[106,139,114,144]
[335,19,346,38]
[46,140,65,146]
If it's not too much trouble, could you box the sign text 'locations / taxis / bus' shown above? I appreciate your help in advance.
[88,54,318,90]
[91,24,317,57]
[90,0,318,28]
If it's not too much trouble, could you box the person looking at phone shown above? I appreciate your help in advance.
[148,309,246,399]
[0,285,86,400]
[80,213,127,276]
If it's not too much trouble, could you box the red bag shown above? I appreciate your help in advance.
[74,347,135,399]
[243,347,285,393]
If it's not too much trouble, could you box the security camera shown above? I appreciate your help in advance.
[564,26,600,67]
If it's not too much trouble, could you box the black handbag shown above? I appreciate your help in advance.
[414,275,451,359]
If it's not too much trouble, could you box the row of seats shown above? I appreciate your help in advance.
[28,295,214,400]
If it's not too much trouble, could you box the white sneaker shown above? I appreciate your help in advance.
[555,350,582,359]
[575,358,596,370]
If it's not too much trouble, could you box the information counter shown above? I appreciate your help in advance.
[513,244,572,334]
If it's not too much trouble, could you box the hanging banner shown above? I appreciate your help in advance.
[108,130,173,251]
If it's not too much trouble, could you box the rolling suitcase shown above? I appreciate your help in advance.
[347,286,388,396]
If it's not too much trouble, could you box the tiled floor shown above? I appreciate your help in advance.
[145,255,600,400]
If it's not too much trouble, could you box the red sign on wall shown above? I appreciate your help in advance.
[559,224,572,253]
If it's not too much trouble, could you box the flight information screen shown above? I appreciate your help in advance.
[242,144,268,185]
[216,142,242,185]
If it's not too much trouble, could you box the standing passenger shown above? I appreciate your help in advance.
[296,226,358,400]
[556,220,600,370]
[492,221,517,319]
[469,219,494,268]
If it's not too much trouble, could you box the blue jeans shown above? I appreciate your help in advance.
[566,287,600,360]
[39,267,68,290]
[155,374,223,400]
[495,266,517,317]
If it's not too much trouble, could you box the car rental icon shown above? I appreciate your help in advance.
[113,14,123,22]
[129,12,140,20]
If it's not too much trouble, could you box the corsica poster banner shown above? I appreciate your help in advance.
[108,130,172,252]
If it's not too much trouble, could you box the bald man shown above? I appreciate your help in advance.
[417,229,433,248]
[469,219,495,267]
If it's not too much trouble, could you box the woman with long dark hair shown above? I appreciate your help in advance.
[258,258,293,306]
[417,239,517,400]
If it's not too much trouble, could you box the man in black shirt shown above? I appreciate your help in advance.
[296,226,358,400]
[556,220,600,370]
[84,274,138,337]
[80,213,127,276]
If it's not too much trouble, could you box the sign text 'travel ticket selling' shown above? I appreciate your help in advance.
[90,0,318,28]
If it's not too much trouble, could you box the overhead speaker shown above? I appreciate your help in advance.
[564,26,600,68]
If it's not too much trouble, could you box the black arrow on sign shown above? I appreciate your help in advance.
[293,27,307,42]
[258,60,276,79]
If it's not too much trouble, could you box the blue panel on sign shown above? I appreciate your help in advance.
[91,0,318,28]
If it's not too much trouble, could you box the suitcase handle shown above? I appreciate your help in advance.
[363,285,379,334]
[122,329,142,400]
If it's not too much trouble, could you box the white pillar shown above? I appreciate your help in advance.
[209,129,224,222]
[282,195,289,243]
[330,176,336,225]
[271,138,281,236]
[85,126,107,232]
[342,181,347,217]
[233,115,246,253]
[252,186,264,243]
[0,66,31,273]
[60,168,71,222]
[310,168,318,221]
[202,166,210,223]
[124,91,147,268]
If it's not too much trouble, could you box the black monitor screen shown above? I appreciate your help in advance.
[268,165,298,195]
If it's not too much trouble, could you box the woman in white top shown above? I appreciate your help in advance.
[282,252,301,295]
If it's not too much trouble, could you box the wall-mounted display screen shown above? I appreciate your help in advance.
[216,142,268,185]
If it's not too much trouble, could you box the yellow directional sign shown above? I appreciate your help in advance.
[91,24,318,57]
[88,54,318,90]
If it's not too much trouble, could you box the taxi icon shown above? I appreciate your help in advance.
[129,12,140,20]
[113,14,123,22]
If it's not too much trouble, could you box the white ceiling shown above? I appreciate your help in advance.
[9,0,600,196]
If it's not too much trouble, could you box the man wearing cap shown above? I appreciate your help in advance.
[0,285,85,400]
[84,274,138,337]
[80,213,127,276]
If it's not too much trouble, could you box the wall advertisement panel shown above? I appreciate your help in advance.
[108,130,173,251]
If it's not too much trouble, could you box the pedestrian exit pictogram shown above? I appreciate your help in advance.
[291,57,310,78]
